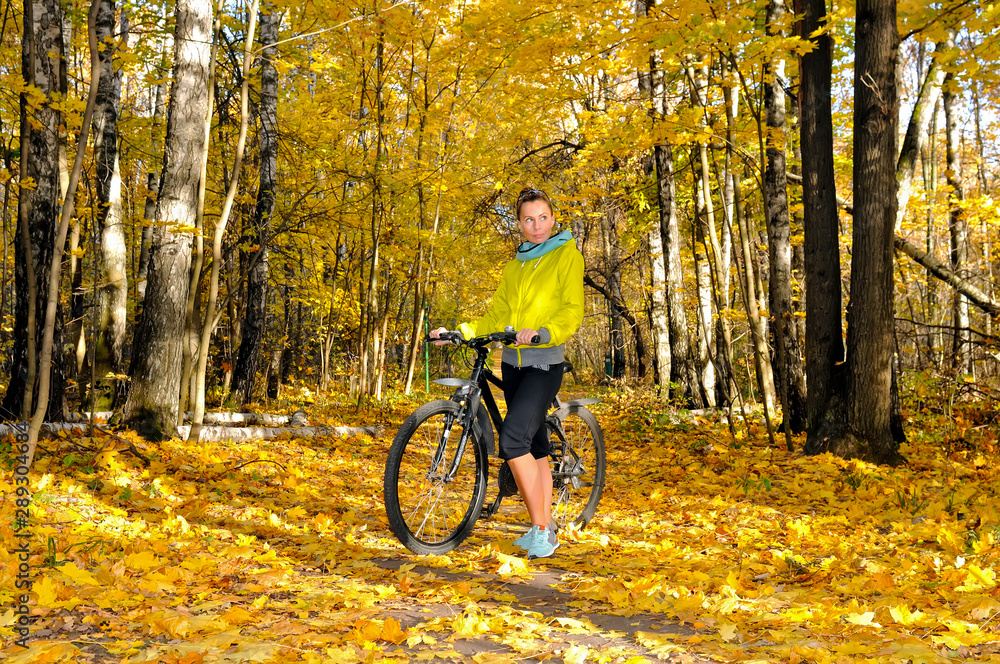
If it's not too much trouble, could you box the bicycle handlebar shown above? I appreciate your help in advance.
[426,329,540,347]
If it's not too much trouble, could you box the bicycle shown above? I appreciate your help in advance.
[383,329,606,555]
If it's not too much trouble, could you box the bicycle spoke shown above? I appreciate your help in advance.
[548,408,605,528]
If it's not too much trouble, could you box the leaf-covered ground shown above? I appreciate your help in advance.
[2,388,1000,663]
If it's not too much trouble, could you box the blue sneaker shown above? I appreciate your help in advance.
[514,525,539,550]
[525,526,559,560]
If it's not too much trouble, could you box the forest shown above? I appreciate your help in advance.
[3,0,1000,661]
[0,0,997,456]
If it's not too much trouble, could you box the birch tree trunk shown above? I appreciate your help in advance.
[2,0,67,421]
[646,208,671,392]
[654,143,700,406]
[122,0,212,439]
[971,82,993,337]
[895,38,948,230]
[232,1,278,406]
[688,62,716,407]
[919,99,942,364]
[725,84,777,446]
[634,2,669,391]
[92,0,127,408]
[189,0,259,438]
[763,0,806,434]
[639,0,699,403]
[943,77,971,375]
[26,0,102,466]
[356,27,388,401]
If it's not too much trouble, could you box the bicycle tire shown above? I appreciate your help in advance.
[384,400,488,554]
[549,406,605,528]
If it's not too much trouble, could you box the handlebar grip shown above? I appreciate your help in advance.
[426,331,463,345]
[530,334,540,344]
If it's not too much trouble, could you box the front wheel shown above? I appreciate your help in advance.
[383,400,488,554]
[549,406,606,528]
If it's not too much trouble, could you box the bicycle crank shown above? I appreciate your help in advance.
[497,461,520,498]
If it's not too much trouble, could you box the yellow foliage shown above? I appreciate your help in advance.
[5,389,1000,663]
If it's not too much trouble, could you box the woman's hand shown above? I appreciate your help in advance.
[515,328,540,345]
[429,326,451,346]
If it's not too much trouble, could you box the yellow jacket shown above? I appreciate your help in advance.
[459,237,584,366]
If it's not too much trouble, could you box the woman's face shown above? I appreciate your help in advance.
[517,200,555,245]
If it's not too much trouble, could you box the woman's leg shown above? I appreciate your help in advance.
[500,363,563,529]
[508,453,548,527]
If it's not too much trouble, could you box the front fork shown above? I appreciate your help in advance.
[439,387,481,483]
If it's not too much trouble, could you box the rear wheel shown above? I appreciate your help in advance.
[384,400,488,554]
[549,407,605,528]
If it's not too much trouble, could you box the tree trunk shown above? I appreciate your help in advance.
[122,0,212,440]
[971,81,993,337]
[654,144,700,406]
[179,0,223,425]
[688,62,716,407]
[637,0,669,393]
[798,0,847,453]
[764,0,806,435]
[639,0,698,404]
[27,0,102,466]
[282,286,302,386]
[943,76,971,375]
[836,0,904,464]
[70,217,85,386]
[3,0,67,422]
[646,209,671,392]
[190,0,259,438]
[926,101,944,364]
[600,204,627,379]
[136,49,168,300]
[231,1,278,406]
[895,38,948,230]
[92,0,127,408]
[721,83,777,445]
[267,281,290,401]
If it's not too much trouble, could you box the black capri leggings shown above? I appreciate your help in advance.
[498,362,564,460]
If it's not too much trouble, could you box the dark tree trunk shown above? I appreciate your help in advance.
[92,0,127,407]
[833,0,904,464]
[798,0,847,452]
[121,0,212,439]
[231,2,278,406]
[3,0,67,421]
[764,0,807,434]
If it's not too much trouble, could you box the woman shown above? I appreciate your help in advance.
[431,187,584,559]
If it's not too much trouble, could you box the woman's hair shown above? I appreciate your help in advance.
[514,186,553,219]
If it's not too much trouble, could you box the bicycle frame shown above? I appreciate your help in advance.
[433,335,600,520]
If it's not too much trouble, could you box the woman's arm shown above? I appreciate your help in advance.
[539,247,584,346]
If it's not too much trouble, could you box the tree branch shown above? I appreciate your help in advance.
[514,140,583,164]
[892,236,1000,318]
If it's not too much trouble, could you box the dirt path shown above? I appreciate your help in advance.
[367,547,714,663]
